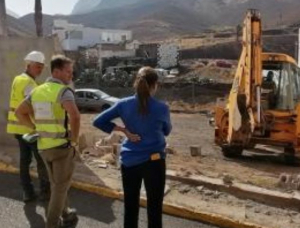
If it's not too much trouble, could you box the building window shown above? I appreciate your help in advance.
[70,31,83,40]
[122,35,126,41]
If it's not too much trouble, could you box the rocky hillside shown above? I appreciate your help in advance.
[7,15,34,37]
[72,0,102,15]
[7,9,19,18]
[71,0,142,14]
[20,0,300,40]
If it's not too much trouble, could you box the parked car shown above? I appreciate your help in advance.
[155,68,168,77]
[75,88,119,111]
[170,68,179,76]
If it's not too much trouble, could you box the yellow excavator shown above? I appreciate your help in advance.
[214,9,300,164]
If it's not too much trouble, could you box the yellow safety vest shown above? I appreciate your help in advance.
[7,74,37,135]
[31,82,70,150]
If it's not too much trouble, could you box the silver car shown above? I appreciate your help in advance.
[75,88,119,111]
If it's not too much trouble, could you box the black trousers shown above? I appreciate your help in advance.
[121,159,166,228]
[15,134,50,194]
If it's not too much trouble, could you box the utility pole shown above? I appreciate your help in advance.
[0,0,8,36]
[35,0,43,37]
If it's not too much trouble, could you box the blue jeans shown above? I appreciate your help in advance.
[15,134,50,194]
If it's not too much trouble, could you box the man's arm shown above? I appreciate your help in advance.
[15,100,35,131]
[62,100,80,143]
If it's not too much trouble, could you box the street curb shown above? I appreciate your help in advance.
[167,170,300,211]
[0,161,268,228]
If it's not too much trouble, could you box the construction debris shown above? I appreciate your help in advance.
[196,186,204,192]
[82,146,113,157]
[88,159,109,169]
[165,145,177,155]
[178,185,192,194]
[190,145,201,157]
[222,174,234,185]
[96,133,124,147]
[278,173,300,190]
[100,153,116,165]
[79,133,124,167]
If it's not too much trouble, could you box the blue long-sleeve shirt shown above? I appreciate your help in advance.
[93,95,172,167]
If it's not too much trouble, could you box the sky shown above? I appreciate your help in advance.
[6,0,79,17]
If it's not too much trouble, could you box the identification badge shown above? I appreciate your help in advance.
[151,153,161,161]
[33,102,53,119]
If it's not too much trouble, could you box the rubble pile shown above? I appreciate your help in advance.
[102,70,133,87]
[278,173,300,190]
[177,59,236,85]
[79,133,124,168]
[78,133,178,169]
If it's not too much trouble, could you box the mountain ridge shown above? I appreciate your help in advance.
[19,0,300,41]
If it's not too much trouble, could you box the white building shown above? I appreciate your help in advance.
[52,20,133,51]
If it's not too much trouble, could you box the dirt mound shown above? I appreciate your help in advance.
[179,59,237,84]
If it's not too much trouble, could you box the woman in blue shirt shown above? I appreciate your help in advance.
[93,66,172,228]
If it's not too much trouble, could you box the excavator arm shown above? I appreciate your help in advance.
[227,9,262,145]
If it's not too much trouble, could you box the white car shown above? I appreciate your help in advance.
[170,68,179,75]
[75,88,119,111]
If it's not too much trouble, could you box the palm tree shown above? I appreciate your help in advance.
[35,0,43,37]
[0,0,8,36]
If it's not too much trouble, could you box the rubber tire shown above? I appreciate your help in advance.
[222,146,243,158]
[283,147,296,166]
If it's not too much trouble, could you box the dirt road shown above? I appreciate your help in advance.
[82,113,300,191]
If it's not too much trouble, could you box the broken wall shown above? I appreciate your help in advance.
[0,37,62,146]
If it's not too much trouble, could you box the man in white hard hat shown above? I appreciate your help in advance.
[7,51,50,202]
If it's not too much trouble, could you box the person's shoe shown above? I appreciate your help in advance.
[23,191,37,203]
[59,208,79,228]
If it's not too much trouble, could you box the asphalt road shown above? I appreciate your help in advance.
[0,172,219,228]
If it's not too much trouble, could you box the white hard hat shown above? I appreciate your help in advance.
[24,51,45,64]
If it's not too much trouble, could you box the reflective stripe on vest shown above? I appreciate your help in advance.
[31,82,70,150]
[38,131,71,139]
[35,119,65,125]
[7,74,37,135]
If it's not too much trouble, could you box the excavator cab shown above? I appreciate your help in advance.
[261,56,300,111]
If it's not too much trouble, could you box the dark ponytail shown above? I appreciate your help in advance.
[134,67,158,115]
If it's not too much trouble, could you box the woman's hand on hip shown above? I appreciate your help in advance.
[124,129,141,143]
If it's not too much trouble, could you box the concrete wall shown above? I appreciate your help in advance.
[101,30,132,43]
[100,50,136,58]
[0,37,62,146]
